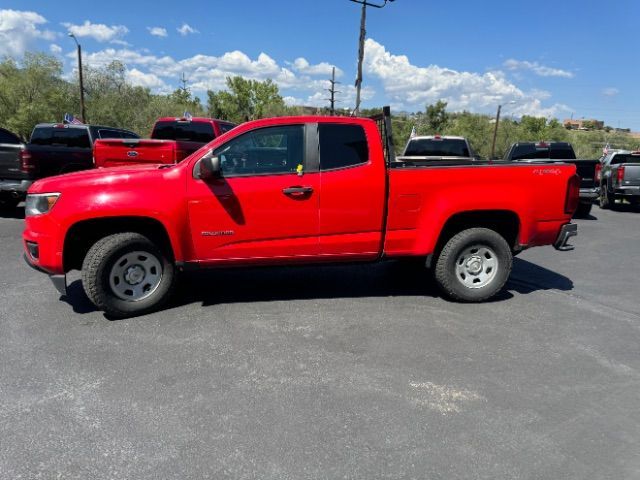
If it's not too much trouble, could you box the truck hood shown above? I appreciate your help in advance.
[28,164,176,194]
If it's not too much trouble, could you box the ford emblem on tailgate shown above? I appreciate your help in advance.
[127,151,139,157]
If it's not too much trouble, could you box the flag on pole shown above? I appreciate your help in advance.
[183,111,193,121]
[602,143,610,155]
[410,126,417,138]
[64,113,83,125]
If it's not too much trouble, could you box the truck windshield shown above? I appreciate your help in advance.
[404,139,469,157]
[30,127,90,148]
[152,121,215,143]
[509,144,576,160]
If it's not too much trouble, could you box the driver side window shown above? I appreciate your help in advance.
[214,125,304,177]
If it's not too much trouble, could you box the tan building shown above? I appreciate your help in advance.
[563,118,605,130]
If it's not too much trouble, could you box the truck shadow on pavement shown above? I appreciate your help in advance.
[62,257,573,318]
[170,257,572,312]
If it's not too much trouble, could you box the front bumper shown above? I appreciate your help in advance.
[554,223,578,251]
[23,253,67,295]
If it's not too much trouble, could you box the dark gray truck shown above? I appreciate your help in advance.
[0,123,138,210]
[598,150,640,209]
[504,142,599,217]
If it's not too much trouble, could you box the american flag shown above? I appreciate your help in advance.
[410,126,417,138]
[64,113,83,125]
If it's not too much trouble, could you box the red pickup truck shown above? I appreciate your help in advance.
[23,108,579,317]
[93,116,236,168]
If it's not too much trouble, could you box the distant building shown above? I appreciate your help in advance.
[563,118,605,130]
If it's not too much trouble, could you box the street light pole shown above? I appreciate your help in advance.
[350,0,394,116]
[68,33,86,123]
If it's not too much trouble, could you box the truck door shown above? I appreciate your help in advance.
[187,123,320,263]
[317,123,386,258]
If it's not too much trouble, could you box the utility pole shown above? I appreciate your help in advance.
[68,33,86,123]
[350,0,395,116]
[326,67,340,115]
[180,72,189,93]
[490,101,516,159]
[490,104,502,160]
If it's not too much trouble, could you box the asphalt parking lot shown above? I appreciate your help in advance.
[1,204,639,479]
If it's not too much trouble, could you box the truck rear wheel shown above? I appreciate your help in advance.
[82,232,176,318]
[0,197,20,210]
[434,228,512,302]
[574,202,592,218]
[599,187,615,209]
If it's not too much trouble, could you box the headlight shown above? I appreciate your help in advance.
[25,193,60,217]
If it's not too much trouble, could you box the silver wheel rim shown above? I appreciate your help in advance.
[108,251,163,301]
[455,244,498,289]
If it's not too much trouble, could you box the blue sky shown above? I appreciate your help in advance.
[2,0,639,130]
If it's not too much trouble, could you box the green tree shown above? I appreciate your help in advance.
[425,100,449,134]
[207,76,286,123]
[0,53,75,138]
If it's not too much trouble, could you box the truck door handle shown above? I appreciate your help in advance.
[282,186,313,196]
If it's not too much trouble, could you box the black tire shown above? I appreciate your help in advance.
[574,202,592,218]
[434,228,512,302]
[599,186,616,210]
[81,232,176,318]
[0,197,20,210]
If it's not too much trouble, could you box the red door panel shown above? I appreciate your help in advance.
[187,173,319,263]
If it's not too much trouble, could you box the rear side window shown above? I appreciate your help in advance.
[152,121,215,143]
[30,127,90,148]
[404,139,469,157]
[219,123,235,134]
[319,124,368,170]
[0,128,21,144]
[98,129,122,139]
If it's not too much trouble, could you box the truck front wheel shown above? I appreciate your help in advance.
[434,228,512,302]
[82,232,176,318]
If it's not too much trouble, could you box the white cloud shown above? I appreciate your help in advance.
[363,38,570,117]
[602,87,619,97]
[503,59,574,78]
[126,68,170,92]
[147,26,167,37]
[49,43,62,54]
[63,20,128,43]
[0,9,56,57]
[177,23,198,36]
[291,58,342,77]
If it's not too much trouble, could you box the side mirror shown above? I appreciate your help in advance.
[199,151,221,180]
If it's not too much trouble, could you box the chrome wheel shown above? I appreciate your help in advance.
[455,245,498,289]
[109,251,162,301]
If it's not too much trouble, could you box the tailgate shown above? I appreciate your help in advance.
[94,139,177,167]
[0,143,26,180]
[621,164,640,186]
[573,159,598,188]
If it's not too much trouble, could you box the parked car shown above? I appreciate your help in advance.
[398,135,479,165]
[503,141,599,217]
[0,127,26,209]
[93,116,236,168]
[23,107,579,318]
[598,150,640,209]
[0,123,139,209]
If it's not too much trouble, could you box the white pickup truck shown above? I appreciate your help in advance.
[397,135,478,166]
